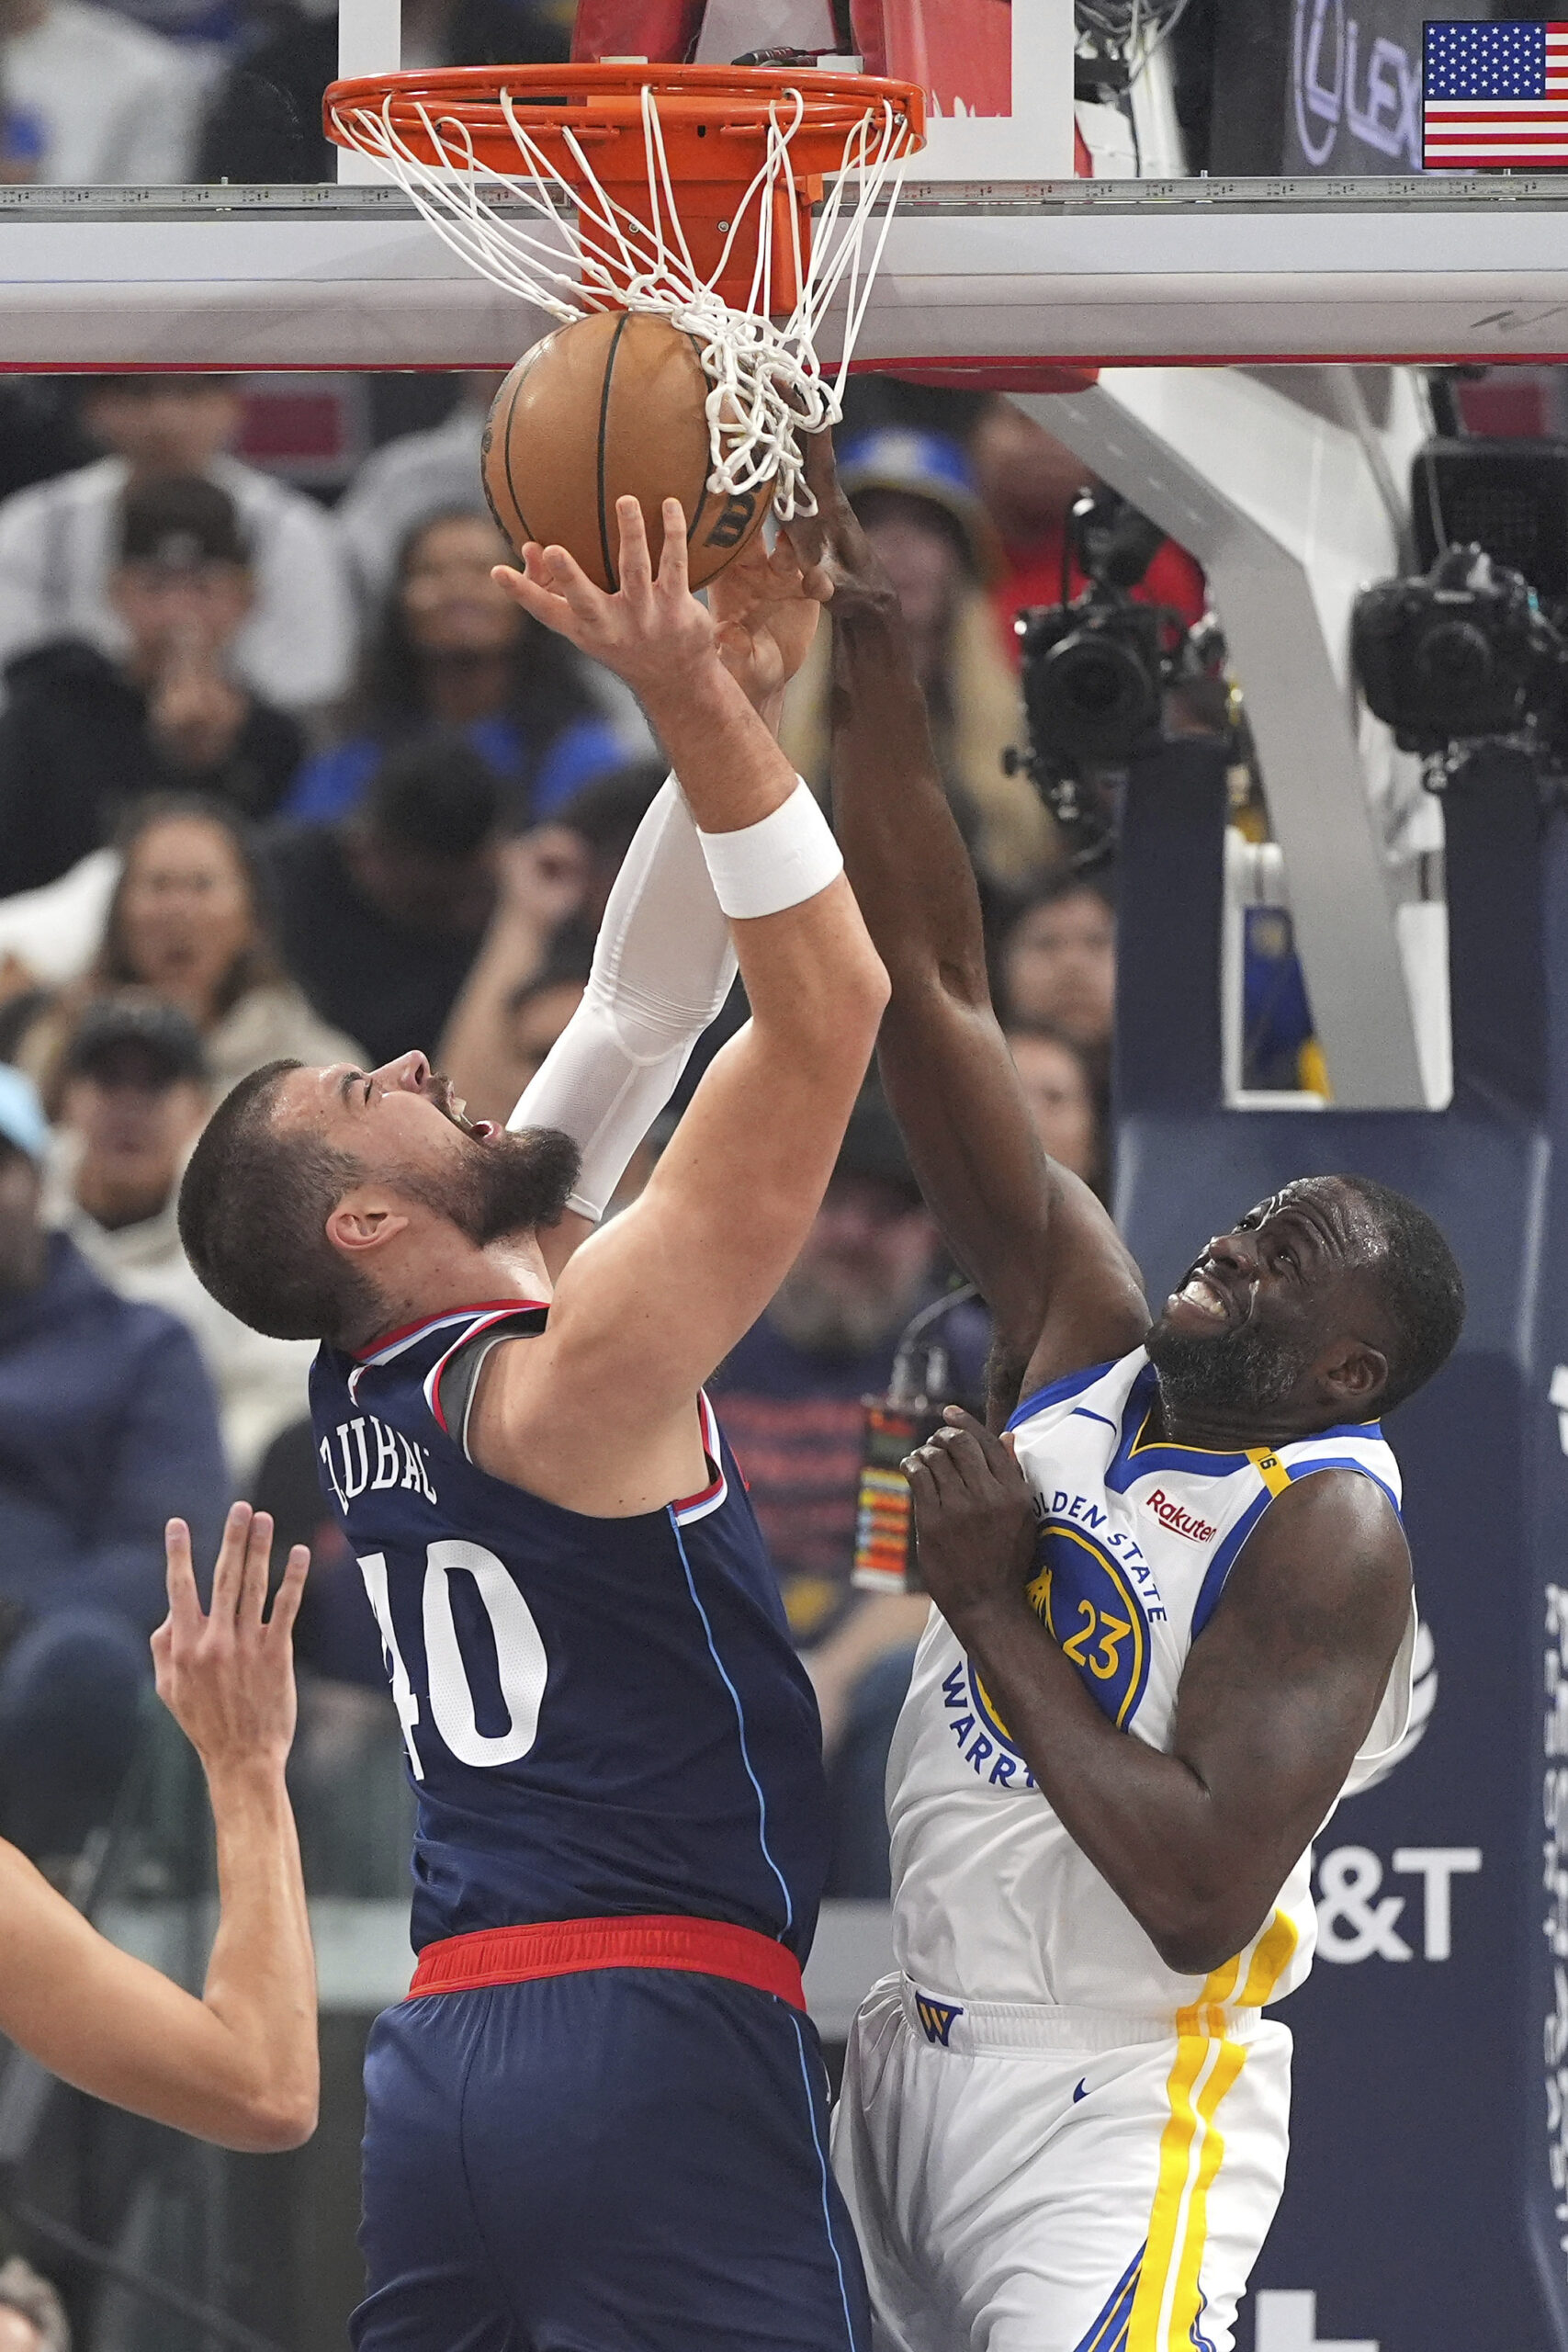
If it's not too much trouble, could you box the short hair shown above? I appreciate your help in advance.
[1337,1174,1465,1414]
[364,737,499,860]
[177,1060,376,1345]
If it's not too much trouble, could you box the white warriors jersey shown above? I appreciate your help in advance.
[888,1348,1416,2021]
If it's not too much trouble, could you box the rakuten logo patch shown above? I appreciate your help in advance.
[1145,1487,1216,1544]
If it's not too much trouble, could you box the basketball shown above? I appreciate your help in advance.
[481,312,774,594]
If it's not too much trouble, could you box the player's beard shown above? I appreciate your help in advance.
[1145,1315,1304,1418]
[397,1124,582,1246]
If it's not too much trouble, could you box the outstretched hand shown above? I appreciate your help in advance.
[903,1408,1040,1637]
[152,1504,309,1778]
[780,429,902,624]
[492,496,716,702]
[708,526,824,717]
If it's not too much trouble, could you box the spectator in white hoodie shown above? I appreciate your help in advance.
[0,375,355,714]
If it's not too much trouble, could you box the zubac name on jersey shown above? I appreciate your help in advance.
[310,1301,829,1960]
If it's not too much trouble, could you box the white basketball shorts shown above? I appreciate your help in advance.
[831,1974,1292,2352]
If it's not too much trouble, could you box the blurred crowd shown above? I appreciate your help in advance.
[0,356,1165,1918]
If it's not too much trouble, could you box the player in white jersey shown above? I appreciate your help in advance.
[796,441,1467,2352]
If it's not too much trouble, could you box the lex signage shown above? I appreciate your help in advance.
[1288,0,1495,170]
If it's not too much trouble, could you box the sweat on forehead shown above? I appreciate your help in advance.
[1241,1177,1382,1248]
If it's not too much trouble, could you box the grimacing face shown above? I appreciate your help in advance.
[272,1050,574,1255]
[277,1050,499,1171]
[1145,1178,1393,1420]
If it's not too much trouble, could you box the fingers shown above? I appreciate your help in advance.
[209,1499,253,1623]
[266,1546,310,1643]
[942,1406,1025,1482]
[615,495,655,598]
[239,1509,274,1627]
[491,549,604,641]
[164,1516,201,1634]
[653,497,690,600]
[901,1451,938,1513]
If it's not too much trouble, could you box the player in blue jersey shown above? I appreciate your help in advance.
[176,501,889,2352]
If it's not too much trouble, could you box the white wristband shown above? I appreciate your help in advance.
[695,780,843,921]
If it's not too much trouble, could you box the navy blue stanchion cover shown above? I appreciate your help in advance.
[1112,744,1565,2350]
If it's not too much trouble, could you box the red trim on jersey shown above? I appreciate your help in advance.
[405,1913,806,2009]
[355,1300,549,1363]
[427,1303,545,1437]
[672,1393,725,1518]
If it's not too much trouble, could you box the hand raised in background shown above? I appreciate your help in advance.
[152,1503,308,1779]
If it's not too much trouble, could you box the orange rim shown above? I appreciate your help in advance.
[323,62,926,182]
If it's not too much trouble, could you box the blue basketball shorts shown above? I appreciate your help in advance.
[352,1965,872,2352]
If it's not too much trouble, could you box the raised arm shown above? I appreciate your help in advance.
[498,527,828,1282]
[478,499,886,1506]
[807,438,1147,1417]
[0,1507,318,2152]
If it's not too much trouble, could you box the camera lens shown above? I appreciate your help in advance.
[1415,618,1494,698]
[1032,633,1163,763]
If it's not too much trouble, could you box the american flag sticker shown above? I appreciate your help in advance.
[1424,20,1568,169]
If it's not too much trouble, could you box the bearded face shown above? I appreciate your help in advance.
[1145,1309,1307,1418]
[391,1120,581,1248]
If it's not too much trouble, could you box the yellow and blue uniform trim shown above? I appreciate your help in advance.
[1073,2242,1145,2351]
[1125,1912,1297,2350]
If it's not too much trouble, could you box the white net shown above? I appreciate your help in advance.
[328,80,918,519]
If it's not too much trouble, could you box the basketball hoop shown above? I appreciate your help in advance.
[323,63,926,519]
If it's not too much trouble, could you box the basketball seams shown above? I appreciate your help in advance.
[488,311,772,595]
[499,361,535,551]
[596,312,631,593]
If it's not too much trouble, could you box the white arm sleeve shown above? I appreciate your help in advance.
[509,775,738,1222]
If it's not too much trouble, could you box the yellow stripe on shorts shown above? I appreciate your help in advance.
[1125,1909,1295,2350]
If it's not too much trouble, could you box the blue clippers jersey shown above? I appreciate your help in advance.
[309,1302,829,1961]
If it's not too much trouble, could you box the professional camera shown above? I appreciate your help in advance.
[1352,541,1568,761]
[1009,487,1209,859]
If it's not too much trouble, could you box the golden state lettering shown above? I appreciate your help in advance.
[320,1415,437,1510]
[1039,1491,1168,1623]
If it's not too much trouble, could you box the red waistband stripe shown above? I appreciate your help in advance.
[406,1913,807,2009]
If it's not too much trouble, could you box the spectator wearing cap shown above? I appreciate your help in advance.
[281,507,636,831]
[7,797,363,1102]
[708,1091,991,1897]
[779,424,1056,888]
[0,1062,226,1863]
[0,478,307,899]
[0,2257,68,2352]
[265,734,506,1069]
[0,376,355,715]
[45,994,316,1479]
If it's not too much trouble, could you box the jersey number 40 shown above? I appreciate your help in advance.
[357,1544,548,1778]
